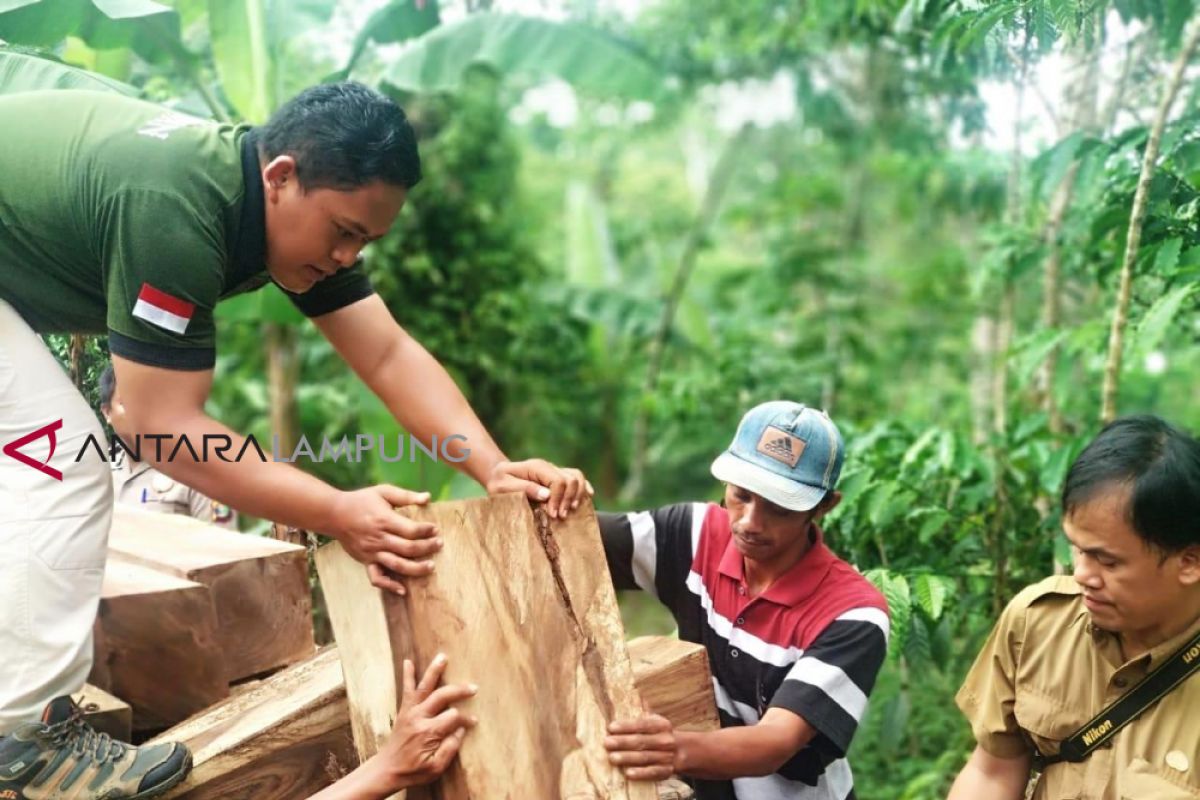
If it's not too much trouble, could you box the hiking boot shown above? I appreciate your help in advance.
[0,696,191,799]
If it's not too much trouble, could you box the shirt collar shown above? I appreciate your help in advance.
[718,524,837,606]
[1083,599,1200,670]
[228,127,267,290]
[1145,611,1200,669]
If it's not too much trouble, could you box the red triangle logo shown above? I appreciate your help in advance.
[3,419,64,481]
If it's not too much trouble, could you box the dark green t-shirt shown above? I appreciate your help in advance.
[0,90,373,369]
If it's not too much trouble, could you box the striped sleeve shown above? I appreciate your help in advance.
[769,607,890,755]
[597,503,701,609]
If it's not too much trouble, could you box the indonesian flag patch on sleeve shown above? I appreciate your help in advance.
[132,283,195,334]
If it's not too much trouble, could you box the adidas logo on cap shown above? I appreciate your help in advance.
[756,427,805,468]
[762,436,794,459]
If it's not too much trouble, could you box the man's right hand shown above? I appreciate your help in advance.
[307,654,477,800]
[328,485,441,594]
[371,654,479,790]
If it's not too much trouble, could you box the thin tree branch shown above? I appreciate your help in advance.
[620,124,752,503]
[1100,20,1200,423]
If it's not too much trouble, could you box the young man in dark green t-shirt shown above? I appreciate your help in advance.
[0,82,589,798]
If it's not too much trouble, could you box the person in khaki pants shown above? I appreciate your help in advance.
[0,82,588,799]
[0,299,114,743]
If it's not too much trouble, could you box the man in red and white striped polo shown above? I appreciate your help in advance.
[600,401,890,800]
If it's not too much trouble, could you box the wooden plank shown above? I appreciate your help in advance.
[108,506,315,682]
[155,648,356,800]
[72,683,132,743]
[628,637,720,733]
[311,532,399,764]
[91,558,228,730]
[317,494,658,800]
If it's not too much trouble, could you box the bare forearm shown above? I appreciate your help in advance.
[307,758,401,800]
[119,410,341,535]
[947,747,1031,800]
[675,726,800,781]
[367,335,506,485]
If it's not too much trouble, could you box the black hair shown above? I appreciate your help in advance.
[258,82,421,191]
[99,364,116,410]
[1062,415,1200,553]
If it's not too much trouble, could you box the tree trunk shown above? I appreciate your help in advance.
[821,313,841,412]
[1040,18,1106,575]
[620,124,751,503]
[69,334,88,391]
[1038,177,1069,434]
[993,22,1029,438]
[969,316,994,444]
[1100,33,1146,137]
[266,323,300,456]
[991,288,1015,437]
[1100,21,1200,423]
[989,22,1031,614]
[1038,21,1101,433]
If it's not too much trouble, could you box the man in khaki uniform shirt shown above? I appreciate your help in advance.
[110,452,238,528]
[948,416,1200,800]
[100,365,238,529]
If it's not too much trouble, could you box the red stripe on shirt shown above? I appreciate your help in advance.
[694,503,888,650]
[137,283,195,318]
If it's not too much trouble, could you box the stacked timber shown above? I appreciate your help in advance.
[107,506,314,681]
[91,558,228,730]
[91,498,717,796]
[90,506,314,731]
[628,636,720,732]
[155,647,355,800]
[151,643,702,800]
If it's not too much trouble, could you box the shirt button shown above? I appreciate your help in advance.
[738,587,746,596]
[736,616,745,625]
[1114,677,1128,689]
[731,648,740,658]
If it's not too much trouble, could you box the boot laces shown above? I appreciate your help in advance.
[46,709,127,766]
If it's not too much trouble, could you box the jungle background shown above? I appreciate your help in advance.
[3,0,1198,795]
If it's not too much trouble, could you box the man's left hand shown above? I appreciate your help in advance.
[486,459,593,519]
[604,714,681,781]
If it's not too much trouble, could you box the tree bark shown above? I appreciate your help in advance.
[988,21,1032,614]
[69,334,88,390]
[266,323,300,456]
[1037,18,1102,434]
[1100,21,1200,423]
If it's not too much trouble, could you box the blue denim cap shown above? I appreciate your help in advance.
[710,401,845,511]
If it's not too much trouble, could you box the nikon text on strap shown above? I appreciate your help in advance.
[1036,626,1200,768]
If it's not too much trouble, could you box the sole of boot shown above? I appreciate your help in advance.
[124,750,194,800]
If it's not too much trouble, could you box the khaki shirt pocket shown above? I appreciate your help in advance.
[1119,757,1198,800]
[142,479,192,515]
[1015,692,1088,799]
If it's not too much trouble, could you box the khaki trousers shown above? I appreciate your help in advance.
[0,298,111,734]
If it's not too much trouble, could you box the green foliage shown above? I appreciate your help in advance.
[0,42,137,92]
[208,0,274,121]
[338,0,439,79]
[381,13,666,100]
[41,334,111,411]
[0,0,181,63]
[9,0,1200,796]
